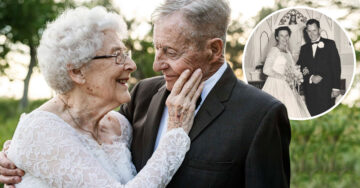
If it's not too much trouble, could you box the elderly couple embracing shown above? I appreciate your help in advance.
[0,0,291,187]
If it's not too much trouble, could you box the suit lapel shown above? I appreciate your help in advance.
[189,64,236,141]
[141,85,169,166]
[307,43,315,60]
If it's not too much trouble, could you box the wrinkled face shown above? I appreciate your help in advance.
[82,30,136,105]
[306,23,320,42]
[276,30,290,46]
[153,12,210,91]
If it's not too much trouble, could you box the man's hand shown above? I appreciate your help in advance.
[311,75,323,84]
[331,89,341,98]
[0,141,25,186]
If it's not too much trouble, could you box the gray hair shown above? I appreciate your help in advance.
[151,0,231,50]
[37,6,127,94]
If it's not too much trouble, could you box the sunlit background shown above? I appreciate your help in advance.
[0,0,272,99]
[1,0,359,103]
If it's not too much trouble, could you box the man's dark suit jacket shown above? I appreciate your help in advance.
[119,64,291,188]
[297,37,341,116]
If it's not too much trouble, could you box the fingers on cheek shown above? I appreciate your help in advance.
[185,84,193,93]
[190,105,195,112]
[177,70,190,84]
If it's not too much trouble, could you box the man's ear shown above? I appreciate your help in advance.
[206,38,223,64]
[67,64,86,84]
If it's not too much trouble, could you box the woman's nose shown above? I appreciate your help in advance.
[124,57,137,72]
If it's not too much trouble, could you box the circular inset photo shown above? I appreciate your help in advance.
[243,7,356,120]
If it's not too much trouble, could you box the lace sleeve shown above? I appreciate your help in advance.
[263,47,286,79]
[110,111,132,147]
[7,111,190,188]
[126,128,190,187]
[102,128,190,187]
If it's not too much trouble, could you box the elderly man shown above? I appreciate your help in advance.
[121,0,291,187]
[0,0,291,187]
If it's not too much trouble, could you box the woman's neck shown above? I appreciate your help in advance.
[277,44,287,52]
[42,89,120,140]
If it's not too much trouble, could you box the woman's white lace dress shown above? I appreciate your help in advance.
[6,110,190,188]
[262,47,311,119]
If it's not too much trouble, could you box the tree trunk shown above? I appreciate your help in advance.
[19,41,36,110]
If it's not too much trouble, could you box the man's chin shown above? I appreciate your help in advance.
[310,37,319,41]
[165,82,174,91]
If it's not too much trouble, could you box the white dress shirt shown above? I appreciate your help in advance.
[309,37,321,84]
[309,37,339,93]
[311,37,321,57]
[154,62,228,150]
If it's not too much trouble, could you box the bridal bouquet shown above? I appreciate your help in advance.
[284,64,304,90]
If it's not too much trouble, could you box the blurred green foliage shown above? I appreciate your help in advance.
[0,0,75,109]
[290,105,360,187]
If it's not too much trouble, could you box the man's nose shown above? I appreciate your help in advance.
[153,53,168,72]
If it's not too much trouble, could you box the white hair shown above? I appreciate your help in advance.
[151,0,231,49]
[37,6,127,94]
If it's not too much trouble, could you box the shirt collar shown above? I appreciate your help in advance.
[197,62,227,109]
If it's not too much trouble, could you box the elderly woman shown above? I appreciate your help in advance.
[2,6,203,187]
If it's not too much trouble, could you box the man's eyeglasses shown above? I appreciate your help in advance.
[92,50,132,65]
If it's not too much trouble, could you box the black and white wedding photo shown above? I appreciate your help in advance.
[243,7,356,120]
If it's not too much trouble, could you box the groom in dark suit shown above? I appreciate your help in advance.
[297,19,341,116]
[0,0,291,187]
[119,0,291,187]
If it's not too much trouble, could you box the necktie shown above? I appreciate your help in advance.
[196,96,202,109]
[311,41,320,45]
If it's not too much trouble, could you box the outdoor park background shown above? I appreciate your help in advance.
[0,0,359,187]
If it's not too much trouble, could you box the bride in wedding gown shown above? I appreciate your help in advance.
[262,26,310,119]
[4,7,203,188]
